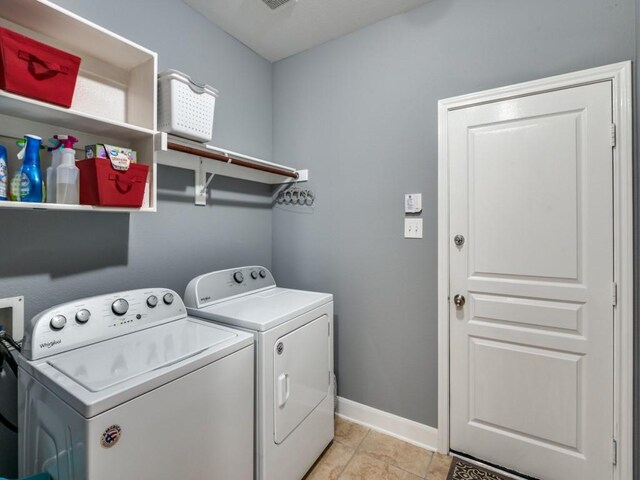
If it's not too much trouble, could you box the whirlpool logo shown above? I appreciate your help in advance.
[100,425,122,449]
[39,339,61,349]
[200,296,211,302]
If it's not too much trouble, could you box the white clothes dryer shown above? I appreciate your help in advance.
[18,288,255,480]
[185,267,334,480]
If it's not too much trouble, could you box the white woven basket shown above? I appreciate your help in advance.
[158,69,219,142]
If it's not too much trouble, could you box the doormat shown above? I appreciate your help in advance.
[447,458,512,480]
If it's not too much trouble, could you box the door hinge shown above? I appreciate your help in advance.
[611,123,616,148]
[328,323,331,336]
[612,282,617,307]
[612,438,617,465]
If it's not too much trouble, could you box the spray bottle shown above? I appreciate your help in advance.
[0,145,7,201]
[47,135,77,203]
[56,137,80,205]
[20,134,44,203]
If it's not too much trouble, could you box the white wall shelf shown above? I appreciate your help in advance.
[156,133,308,206]
[0,0,158,213]
[0,90,155,142]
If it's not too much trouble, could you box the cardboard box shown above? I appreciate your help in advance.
[85,144,137,163]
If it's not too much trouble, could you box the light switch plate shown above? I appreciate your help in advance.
[404,218,423,239]
[405,193,422,214]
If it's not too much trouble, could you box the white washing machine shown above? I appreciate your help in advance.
[185,267,334,480]
[18,288,255,480]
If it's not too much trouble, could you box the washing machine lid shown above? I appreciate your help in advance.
[48,319,235,392]
[20,317,253,418]
[187,288,333,331]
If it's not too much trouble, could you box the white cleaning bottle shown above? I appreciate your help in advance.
[46,139,62,203]
[56,148,79,204]
[48,135,78,203]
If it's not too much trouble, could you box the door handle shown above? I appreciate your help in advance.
[453,294,466,308]
[277,373,290,408]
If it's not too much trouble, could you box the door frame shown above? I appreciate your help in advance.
[437,61,633,480]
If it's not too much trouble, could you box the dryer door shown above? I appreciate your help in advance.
[273,314,329,444]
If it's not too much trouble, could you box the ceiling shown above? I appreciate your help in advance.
[183,0,430,62]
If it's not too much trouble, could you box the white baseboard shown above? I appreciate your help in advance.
[336,396,438,451]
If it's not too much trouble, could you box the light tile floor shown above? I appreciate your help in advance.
[303,416,453,480]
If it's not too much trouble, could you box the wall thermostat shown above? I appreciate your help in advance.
[404,193,422,214]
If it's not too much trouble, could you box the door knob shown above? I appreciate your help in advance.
[453,294,466,308]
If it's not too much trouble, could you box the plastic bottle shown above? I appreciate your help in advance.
[47,135,77,203]
[0,145,7,201]
[56,147,79,205]
[46,138,61,203]
[9,139,26,201]
[20,134,44,203]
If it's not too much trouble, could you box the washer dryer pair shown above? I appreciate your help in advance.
[185,266,335,480]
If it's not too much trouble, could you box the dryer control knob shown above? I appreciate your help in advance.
[251,271,258,279]
[50,315,67,330]
[75,309,91,324]
[259,269,267,278]
[111,298,129,316]
[147,295,158,308]
[163,293,174,305]
[233,271,244,284]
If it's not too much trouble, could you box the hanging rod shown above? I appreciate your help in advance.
[167,141,300,180]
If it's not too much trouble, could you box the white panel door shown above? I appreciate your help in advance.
[448,81,614,480]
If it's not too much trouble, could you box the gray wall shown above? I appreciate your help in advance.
[0,0,274,475]
[271,0,636,427]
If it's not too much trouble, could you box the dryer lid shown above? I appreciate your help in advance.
[188,288,333,331]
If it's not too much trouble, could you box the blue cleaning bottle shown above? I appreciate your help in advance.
[20,134,44,203]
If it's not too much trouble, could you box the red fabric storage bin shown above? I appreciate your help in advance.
[0,26,81,108]
[77,159,148,208]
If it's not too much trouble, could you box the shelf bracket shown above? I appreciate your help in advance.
[195,158,211,206]
[195,159,228,206]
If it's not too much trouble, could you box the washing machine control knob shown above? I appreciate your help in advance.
[147,295,158,308]
[111,298,129,316]
[50,315,67,330]
[163,293,174,305]
[233,271,244,284]
[75,309,91,324]
[259,269,267,278]
[251,271,258,279]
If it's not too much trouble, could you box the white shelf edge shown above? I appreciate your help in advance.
[156,133,308,206]
[38,0,157,58]
[0,201,155,213]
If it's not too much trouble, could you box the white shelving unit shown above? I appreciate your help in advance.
[156,133,308,206]
[0,0,157,212]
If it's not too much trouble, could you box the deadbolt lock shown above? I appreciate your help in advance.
[454,235,465,247]
[453,294,466,308]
